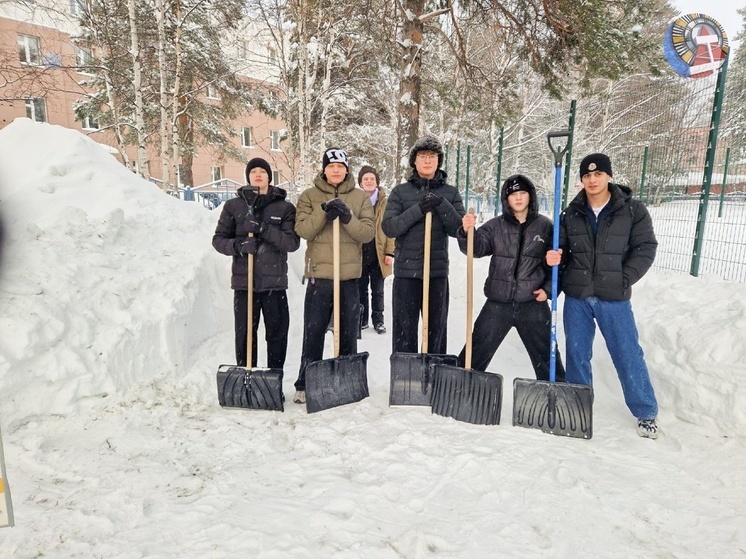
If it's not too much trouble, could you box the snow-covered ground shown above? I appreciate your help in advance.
[0,119,744,558]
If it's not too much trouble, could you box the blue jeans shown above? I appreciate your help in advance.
[564,296,658,420]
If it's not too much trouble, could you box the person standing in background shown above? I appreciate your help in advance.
[357,165,395,334]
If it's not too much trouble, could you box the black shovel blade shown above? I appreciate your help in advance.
[389,353,459,406]
[430,364,503,425]
[217,365,284,412]
[512,378,593,439]
[305,352,369,414]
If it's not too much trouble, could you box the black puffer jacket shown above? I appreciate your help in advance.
[382,170,465,279]
[458,181,553,303]
[212,186,300,291]
[558,183,657,301]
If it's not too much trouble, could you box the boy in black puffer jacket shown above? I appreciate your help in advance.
[457,174,565,382]
[212,157,300,369]
[546,152,659,439]
[382,135,465,354]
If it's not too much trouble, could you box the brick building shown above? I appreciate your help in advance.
[0,1,294,197]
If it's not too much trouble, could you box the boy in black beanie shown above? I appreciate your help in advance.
[212,157,300,371]
[547,152,659,439]
[457,174,565,381]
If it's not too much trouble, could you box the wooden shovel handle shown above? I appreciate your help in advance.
[421,211,432,353]
[246,232,254,367]
[333,217,340,357]
[465,209,475,369]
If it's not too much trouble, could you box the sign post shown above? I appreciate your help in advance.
[0,426,14,528]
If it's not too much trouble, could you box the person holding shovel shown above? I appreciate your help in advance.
[357,165,395,334]
[293,148,376,405]
[382,135,465,354]
[546,153,659,439]
[212,157,300,370]
[456,174,565,382]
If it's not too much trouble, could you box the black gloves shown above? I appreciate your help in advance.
[246,216,262,234]
[234,238,260,256]
[419,192,443,213]
[322,198,352,224]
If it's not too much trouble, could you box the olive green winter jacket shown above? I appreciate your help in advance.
[295,173,376,280]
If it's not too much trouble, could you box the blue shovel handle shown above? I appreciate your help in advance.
[546,131,571,383]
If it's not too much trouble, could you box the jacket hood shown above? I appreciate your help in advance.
[407,169,449,190]
[313,172,356,196]
[500,174,538,223]
[237,185,287,210]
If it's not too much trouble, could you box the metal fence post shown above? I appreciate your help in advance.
[455,141,461,193]
[718,146,730,218]
[495,127,504,216]
[639,145,649,202]
[691,59,729,277]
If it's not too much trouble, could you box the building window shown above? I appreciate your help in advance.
[81,114,99,130]
[267,46,278,65]
[211,166,223,183]
[25,98,47,122]
[177,164,184,186]
[70,0,83,16]
[272,170,280,185]
[18,34,41,65]
[241,126,253,148]
[270,130,281,151]
[206,84,219,100]
[75,46,94,73]
[237,40,249,61]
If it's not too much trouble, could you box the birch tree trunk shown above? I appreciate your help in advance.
[157,0,172,188]
[127,0,149,179]
[170,0,185,188]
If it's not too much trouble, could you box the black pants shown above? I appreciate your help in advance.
[457,299,565,382]
[392,276,449,354]
[359,259,385,327]
[234,290,290,369]
[295,278,360,390]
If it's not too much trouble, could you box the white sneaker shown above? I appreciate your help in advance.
[293,390,306,404]
[637,419,659,439]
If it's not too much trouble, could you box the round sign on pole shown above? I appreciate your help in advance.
[663,13,729,78]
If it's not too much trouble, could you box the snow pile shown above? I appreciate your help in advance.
[0,119,226,430]
[0,120,744,557]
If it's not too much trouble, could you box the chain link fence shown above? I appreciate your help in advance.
[442,67,746,283]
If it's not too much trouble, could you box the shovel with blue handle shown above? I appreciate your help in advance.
[512,131,593,439]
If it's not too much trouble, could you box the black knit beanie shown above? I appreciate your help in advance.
[322,147,349,170]
[245,157,273,184]
[358,165,379,186]
[579,153,613,178]
[503,174,535,195]
[408,135,444,169]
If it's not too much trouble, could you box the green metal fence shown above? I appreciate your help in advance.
[442,63,746,283]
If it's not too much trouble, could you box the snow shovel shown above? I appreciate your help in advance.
[431,209,503,425]
[389,211,458,406]
[512,131,593,439]
[217,198,284,412]
[305,217,370,413]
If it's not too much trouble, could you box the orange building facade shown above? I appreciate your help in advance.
[0,6,294,199]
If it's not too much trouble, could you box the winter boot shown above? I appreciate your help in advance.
[637,419,659,439]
